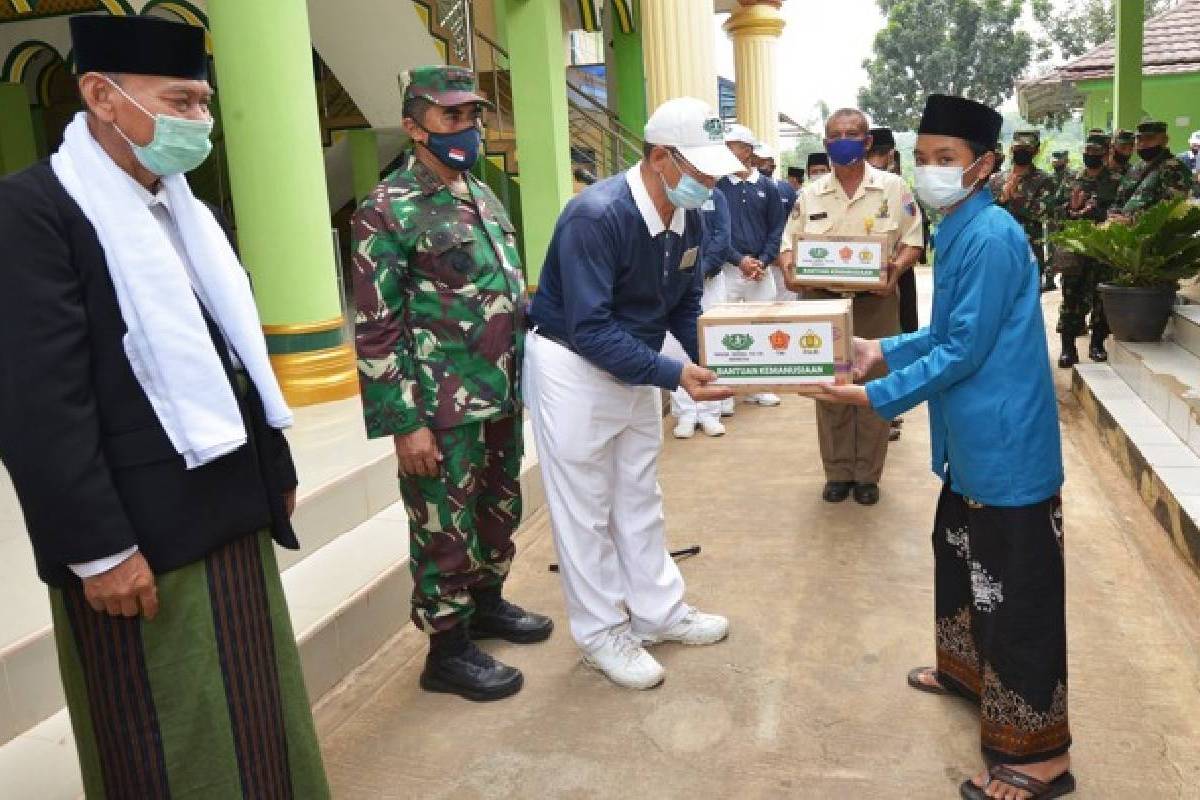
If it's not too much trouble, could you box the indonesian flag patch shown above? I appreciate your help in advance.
[448,147,467,162]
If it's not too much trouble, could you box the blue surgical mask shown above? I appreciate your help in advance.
[417,122,482,172]
[107,78,213,176]
[826,138,867,166]
[662,153,712,209]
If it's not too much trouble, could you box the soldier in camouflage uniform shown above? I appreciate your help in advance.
[1110,119,1194,221]
[1043,149,1075,291]
[1054,133,1122,367]
[352,65,552,702]
[988,130,1055,283]
[1108,128,1136,178]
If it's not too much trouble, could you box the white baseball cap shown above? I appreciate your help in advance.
[724,123,758,146]
[644,97,745,177]
[753,143,775,159]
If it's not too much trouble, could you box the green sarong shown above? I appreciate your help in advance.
[51,531,330,799]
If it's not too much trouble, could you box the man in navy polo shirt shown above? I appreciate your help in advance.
[717,124,788,410]
[525,97,740,691]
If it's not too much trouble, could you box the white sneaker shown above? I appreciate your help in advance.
[648,608,730,646]
[720,397,736,417]
[744,392,782,407]
[583,632,666,690]
[698,417,726,437]
[672,416,697,439]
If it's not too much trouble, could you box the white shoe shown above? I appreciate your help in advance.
[698,417,726,437]
[583,632,666,690]
[672,416,697,439]
[648,607,730,646]
[720,397,736,417]
[744,392,781,407]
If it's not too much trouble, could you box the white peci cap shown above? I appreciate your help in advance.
[1191,130,1200,145]
[753,143,775,159]
[724,123,758,146]
[644,97,745,177]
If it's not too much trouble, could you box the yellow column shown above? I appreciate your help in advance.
[723,1,786,149]
[641,0,718,110]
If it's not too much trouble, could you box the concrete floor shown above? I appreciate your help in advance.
[315,306,1200,799]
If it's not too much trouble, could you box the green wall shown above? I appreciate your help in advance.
[1080,72,1200,148]
[0,83,38,176]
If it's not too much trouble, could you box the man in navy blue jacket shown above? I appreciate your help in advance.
[665,189,738,439]
[525,98,740,691]
[716,124,788,410]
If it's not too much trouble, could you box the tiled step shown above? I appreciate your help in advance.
[0,429,545,799]
[1172,303,1200,361]
[1109,337,1200,458]
[1072,364,1200,575]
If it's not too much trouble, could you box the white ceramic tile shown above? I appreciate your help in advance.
[1155,466,1200,499]
[1178,495,1200,527]
[364,455,401,517]
[1189,423,1200,459]
[0,710,82,800]
[297,617,342,702]
[1144,376,1172,421]
[1167,394,1194,441]
[1137,443,1200,469]
[1,632,64,744]
[1125,423,1188,448]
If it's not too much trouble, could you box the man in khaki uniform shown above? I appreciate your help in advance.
[780,108,923,506]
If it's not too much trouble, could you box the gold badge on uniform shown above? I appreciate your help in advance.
[876,198,889,219]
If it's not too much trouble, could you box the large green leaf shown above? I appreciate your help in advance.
[1051,199,1200,288]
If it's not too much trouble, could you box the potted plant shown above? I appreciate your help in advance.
[1053,198,1200,342]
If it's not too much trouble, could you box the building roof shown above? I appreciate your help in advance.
[1018,0,1200,120]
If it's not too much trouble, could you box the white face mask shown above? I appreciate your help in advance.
[914,154,985,210]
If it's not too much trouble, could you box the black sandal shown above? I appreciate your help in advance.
[907,666,950,695]
[959,765,1076,799]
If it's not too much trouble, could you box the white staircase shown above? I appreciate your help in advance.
[1073,300,1200,573]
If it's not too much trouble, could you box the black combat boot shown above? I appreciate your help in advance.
[471,587,554,644]
[1089,331,1108,362]
[822,481,855,503]
[1058,333,1079,369]
[1042,273,1057,292]
[420,626,523,701]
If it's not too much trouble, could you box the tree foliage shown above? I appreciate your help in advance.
[1031,0,1178,61]
[859,0,1036,130]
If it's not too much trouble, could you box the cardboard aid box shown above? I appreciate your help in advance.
[698,300,854,395]
[790,233,889,292]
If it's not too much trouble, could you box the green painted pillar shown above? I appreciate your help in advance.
[612,4,648,134]
[0,84,38,176]
[208,0,357,406]
[501,0,573,283]
[1113,0,1144,131]
[348,129,381,204]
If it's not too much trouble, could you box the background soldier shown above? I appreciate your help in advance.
[1044,149,1074,292]
[807,151,831,179]
[353,66,552,703]
[1110,119,1194,222]
[989,130,1054,288]
[1109,129,1136,177]
[1055,133,1121,367]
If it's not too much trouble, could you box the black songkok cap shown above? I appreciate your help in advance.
[1136,119,1168,134]
[868,127,896,151]
[1051,150,1069,158]
[787,167,804,179]
[70,15,208,80]
[807,152,829,169]
[1085,133,1111,148]
[917,94,1002,146]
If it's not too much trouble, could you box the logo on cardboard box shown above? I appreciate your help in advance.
[858,249,875,264]
[722,333,754,351]
[838,246,854,263]
[807,246,829,260]
[800,330,824,353]
[768,330,790,352]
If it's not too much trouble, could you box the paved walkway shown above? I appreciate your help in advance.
[315,293,1200,799]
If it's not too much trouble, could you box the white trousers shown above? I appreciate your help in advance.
[668,271,726,422]
[721,261,777,302]
[770,264,797,301]
[524,332,688,652]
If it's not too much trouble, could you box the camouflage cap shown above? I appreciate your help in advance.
[1012,129,1041,148]
[1113,128,1136,145]
[1136,119,1168,135]
[399,65,492,108]
[1051,150,1068,159]
[1086,127,1106,136]
[1085,133,1110,149]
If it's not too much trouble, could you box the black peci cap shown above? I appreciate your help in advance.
[868,127,896,151]
[70,15,207,80]
[917,94,1003,146]
[787,167,804,179]
[807,152,829,169]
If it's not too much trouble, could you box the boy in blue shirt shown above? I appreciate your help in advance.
[820,95,1074,800]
